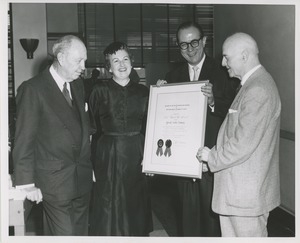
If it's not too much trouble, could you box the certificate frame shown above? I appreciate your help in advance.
[142,81,208,179]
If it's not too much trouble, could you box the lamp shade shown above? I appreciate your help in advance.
[20,38,39,59]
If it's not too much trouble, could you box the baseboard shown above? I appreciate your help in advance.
[268,206,295,236]
[279,205,295,217]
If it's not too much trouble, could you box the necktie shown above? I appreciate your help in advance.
[62,82,73,107]
[192,66,199,81]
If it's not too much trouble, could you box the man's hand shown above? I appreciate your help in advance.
[201,82,214,106]
[21,186,43,204]
[196,146,211,163]
[202,162,209,172]
[156,79,167,86]
[196,147,211,172]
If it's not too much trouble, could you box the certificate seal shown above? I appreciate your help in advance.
[156,139,164,156]
[164,139,172,157]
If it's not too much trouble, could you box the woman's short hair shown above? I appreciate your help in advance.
[103,41,133,71]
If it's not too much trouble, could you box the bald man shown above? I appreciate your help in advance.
[197,32,281,237]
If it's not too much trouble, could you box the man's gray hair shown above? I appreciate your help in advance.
[52,35,82,58]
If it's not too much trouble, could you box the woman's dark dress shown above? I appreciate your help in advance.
[88,79,152,236]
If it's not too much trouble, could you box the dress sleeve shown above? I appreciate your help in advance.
[89,84,106,136]
[141,86,149,136]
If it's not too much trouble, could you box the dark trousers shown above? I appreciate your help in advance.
[42,192,91,236]
[177,172,221,237]
[149,175,181,236]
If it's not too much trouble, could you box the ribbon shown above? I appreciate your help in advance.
[164,139,172,157]
[156,139,164,156]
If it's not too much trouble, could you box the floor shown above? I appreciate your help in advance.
[10,203,169,236]
[13,201,295,238]
[10,177,295,237]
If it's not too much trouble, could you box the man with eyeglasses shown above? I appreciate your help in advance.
[156,21,237,236]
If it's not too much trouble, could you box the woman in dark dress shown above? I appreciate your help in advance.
[88,42,153,236]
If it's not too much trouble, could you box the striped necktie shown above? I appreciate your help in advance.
[192,66,199,81]
[62,82,73,107]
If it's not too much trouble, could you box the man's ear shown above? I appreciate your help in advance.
[57,52,64,65]
[241,50,249,62]
[202,36,207,46]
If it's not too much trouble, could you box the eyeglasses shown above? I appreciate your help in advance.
[178,37,203,50]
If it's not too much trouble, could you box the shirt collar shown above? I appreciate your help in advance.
[241,64,262,86]
[49,65,70,92]
[188,54,206,80]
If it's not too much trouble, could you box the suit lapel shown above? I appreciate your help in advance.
[180,63,190,82]
[178,56,213,82]
[41,70,82,145]
[70,80,89,156]
[70,80,88,136]
[199,56,212,81]
[230,67,265,109]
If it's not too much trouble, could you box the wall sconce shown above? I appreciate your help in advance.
[20,38,39,59]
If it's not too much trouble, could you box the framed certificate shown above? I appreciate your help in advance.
[142,81,208,179]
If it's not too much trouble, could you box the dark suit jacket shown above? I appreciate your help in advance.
[13,68,93,201]
[165,56,235,148]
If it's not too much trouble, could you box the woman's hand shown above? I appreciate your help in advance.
[146,173,155,177]
[156,79,167,86]
[141,160,155,176]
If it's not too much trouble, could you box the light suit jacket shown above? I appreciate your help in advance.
[13,68,93,201]
[208,66,281,216]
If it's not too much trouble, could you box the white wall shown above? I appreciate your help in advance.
[12,3,48,92]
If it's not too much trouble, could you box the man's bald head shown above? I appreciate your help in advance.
[224,32,259,56]
[222,32,260,79]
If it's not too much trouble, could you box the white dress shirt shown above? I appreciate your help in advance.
[241,64,262,86]
[49,65,72,99]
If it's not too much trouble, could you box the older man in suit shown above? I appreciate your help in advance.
[197,32,281,237]
[12,35,93,235]
[156,21,236,236]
